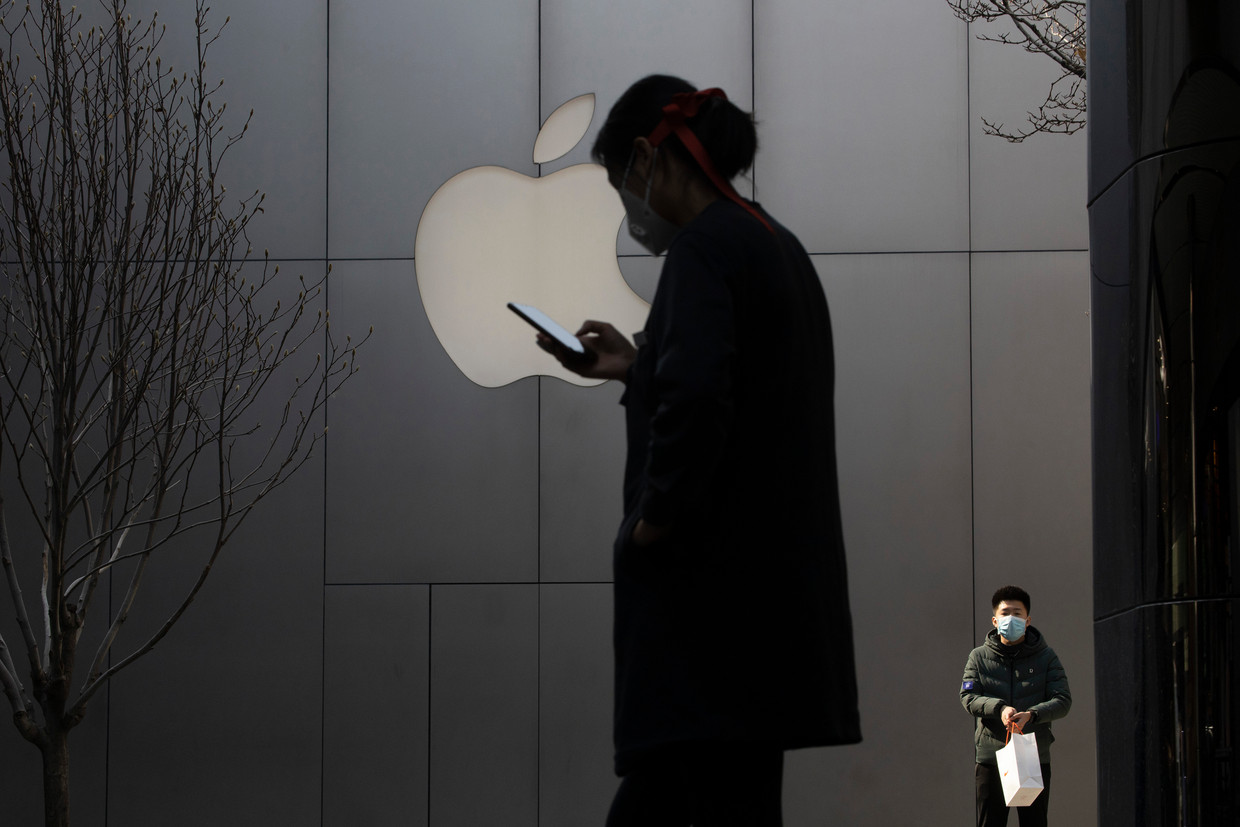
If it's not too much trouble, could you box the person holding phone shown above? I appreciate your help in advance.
[539,75,861,827]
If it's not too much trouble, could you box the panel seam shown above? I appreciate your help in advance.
[320,0,331,823]
[966,16,978,648]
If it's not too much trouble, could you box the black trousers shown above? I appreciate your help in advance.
[606,743,785,827]
[976,762,1052,827]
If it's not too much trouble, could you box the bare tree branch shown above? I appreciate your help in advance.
[0,1,369,819]
[0,458,43,680]
[949,0,1087,141]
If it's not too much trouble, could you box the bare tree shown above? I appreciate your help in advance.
[950,0,1087,141]
[0,2,363,824]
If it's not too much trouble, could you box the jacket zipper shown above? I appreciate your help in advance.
[1008,656,1015,716]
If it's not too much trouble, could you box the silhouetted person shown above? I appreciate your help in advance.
[540,75,861,827]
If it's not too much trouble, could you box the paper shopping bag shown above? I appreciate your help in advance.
[996,729,1044,806]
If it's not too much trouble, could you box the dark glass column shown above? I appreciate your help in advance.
[1088,1,1240,824]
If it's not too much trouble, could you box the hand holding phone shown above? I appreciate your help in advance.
[509,303,636,381]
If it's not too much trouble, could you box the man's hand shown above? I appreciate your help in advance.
[536,320,636,382]
[1001,706,1033,730]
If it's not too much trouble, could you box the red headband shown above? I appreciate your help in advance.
[647,89,774,235]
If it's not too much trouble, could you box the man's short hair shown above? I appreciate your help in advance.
[991,585,1031,613]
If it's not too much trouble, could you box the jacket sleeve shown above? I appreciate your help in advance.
[1029,651,1072,722]
[961,650,1007,720]
[637,232,736,528]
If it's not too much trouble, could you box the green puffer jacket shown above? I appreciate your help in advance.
[960,626,1071,765]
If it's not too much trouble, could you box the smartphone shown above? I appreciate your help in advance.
[507,302,591,358]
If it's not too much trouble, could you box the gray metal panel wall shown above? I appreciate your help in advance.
[0,0,1094,824]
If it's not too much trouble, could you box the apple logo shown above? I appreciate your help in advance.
[414,93,652,388]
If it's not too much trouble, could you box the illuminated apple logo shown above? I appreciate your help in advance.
[415,93,651,388]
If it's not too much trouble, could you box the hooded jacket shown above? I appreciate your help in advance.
[960,626,1072,765]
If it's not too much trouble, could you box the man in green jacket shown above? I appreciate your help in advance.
[961,585,1072,827]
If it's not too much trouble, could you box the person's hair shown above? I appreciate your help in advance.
[591,74,758,183]
[991,585,1031,613]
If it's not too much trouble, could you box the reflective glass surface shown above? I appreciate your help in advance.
[1095,600,1238,825]
[1088,0,1240,201]
[1091,6,1240,823]
[1091,141,1240,616]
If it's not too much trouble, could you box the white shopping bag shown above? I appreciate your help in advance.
[996,727,1044,806]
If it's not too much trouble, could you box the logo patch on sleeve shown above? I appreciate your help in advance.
[962,680,975,691]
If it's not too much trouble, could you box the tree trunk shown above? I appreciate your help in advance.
[41,727,70,827]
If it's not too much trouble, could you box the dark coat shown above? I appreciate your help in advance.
[613,199,861,775]
[960,627,1072,765]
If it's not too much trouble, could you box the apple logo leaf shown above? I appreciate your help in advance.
[532,93,595,165]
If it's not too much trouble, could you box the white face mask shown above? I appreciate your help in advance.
[619,148,680,256]
[996,615,1027,640]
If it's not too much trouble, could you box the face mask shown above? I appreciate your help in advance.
[619,149,680,256]
[996,615,1027,641]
